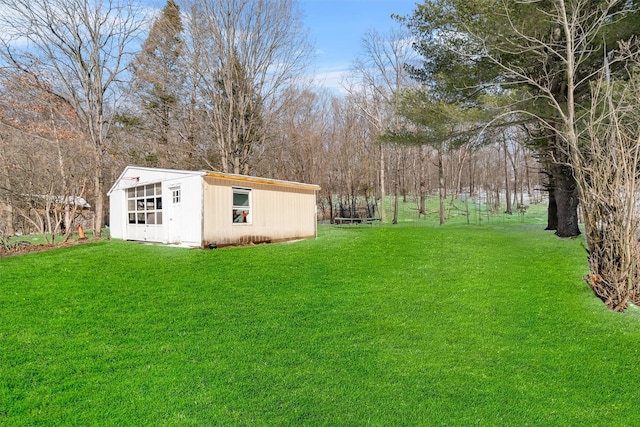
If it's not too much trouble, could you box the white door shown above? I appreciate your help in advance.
[167,186,182,244]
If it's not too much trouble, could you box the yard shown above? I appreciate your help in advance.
[2,211,640,425]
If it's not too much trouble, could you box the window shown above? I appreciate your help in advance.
[172,188,181,204]
[232,188,251,224]
[127,183,162,225]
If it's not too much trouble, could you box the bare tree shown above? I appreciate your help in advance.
[577,45,640,310]
[344,27,416,222]
[255,87,332,184]
[0,0,147,238]
[0,131,14,237]
[0,71,93,242]
[183,0,312,175]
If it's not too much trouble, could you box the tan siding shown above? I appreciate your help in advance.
[202,177,317,246]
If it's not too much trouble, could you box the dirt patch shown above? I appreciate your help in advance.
[0,239,92,259]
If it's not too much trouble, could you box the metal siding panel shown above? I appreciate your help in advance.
[181,175,205,246]
[202,177,317,246]
[108,188,125,239]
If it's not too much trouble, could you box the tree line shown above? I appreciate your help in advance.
[0,0,542,237]
[399,0,640,311]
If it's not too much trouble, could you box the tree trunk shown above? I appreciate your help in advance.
[419,145,427,217]
[93,176,103,238]
[327,190,334,223]
[503,140,512,214]
[469,156,475,195]
[525,156,533,202]
[551,162,580,237]
[545,180,558,231]
[438,149,445,225]
[52,112,72,233]
[392,152,399,224]
[0,155,14,236]
[379,144,386,222]
[92,149,105,239]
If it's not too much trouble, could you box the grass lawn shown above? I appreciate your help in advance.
[2,203,640,425]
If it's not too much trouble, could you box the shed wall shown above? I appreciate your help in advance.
[108,168,204,246]
[109,189,125,240]
[202,177,317,246]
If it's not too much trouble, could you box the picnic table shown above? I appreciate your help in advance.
[334,217,381,225]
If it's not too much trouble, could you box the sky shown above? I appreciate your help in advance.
[299,0,418,92]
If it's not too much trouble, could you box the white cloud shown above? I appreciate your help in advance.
[311,67,349,94]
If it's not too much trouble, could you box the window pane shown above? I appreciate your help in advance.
[137,213,146,224]
[137,199,145,210]
[156,197,162,210]
[127,188,135,198]
[146,184,155,196]
[156,212,162,224]
[128,213,135,224]
[146,198,155,209]
[128,200,135,211]
[233,209,249,223]
[136,187,144,197]
[233,192,249,207]
[155,183,162,195]
[147,213,155,224]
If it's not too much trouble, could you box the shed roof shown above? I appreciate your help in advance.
[108,166,320,194]
[205,171,321,192]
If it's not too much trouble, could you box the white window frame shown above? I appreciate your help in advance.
[126,183,163,225]
[232,187,251,224]
[171,187,181,205]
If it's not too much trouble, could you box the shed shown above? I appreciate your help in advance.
[107,166,320,247]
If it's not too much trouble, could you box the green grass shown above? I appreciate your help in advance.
[2,209,640,425]
[382,193,549,227]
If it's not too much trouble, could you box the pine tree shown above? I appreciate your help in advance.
[401,0,640,238]
[132,0,184,156]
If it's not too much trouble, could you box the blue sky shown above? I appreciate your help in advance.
[299,0,418,92]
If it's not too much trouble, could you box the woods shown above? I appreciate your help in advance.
[2,0,640,311]
[402,0,640,310]
[0,0,543,236]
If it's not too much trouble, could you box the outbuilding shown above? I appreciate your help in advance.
[108,166,320,247]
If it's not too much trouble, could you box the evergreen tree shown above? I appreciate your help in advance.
[132,0,184,158]
[400,0,640,237]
